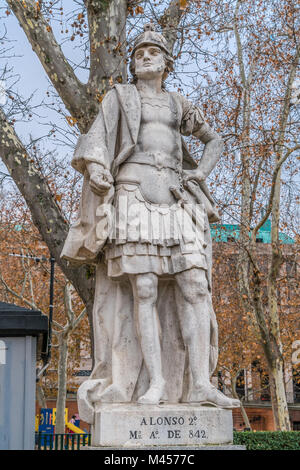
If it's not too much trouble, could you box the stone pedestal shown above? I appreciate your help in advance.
[91,404,234,448]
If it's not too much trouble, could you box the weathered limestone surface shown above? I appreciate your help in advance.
[91,404,233,448]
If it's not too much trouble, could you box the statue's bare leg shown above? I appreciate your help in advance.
[175,268,240,408]
[175,268,211,389]
[129,272,166,404]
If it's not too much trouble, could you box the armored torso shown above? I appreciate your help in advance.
[116,91,183,205]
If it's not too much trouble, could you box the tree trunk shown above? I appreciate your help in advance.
[36,382,47,409]
[55,333,68,437]
[240,401,252,431]
[251,265,291,430]
[269,357,291,430]
[231,374,252,430]
[265,45,300,431]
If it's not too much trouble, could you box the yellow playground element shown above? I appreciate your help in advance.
[36,408,87,434]
[66,421,86,434]
[53,408,68,426]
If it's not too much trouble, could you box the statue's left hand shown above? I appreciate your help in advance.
[182,169,205,187]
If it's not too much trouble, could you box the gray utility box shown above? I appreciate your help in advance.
[0,301,48,450]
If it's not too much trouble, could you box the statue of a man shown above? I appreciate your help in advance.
[62,24,239,424]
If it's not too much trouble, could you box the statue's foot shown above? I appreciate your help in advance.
[137,379,166,405]
[189,384,240,409]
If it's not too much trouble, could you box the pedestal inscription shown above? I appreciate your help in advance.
[91,404,233,448]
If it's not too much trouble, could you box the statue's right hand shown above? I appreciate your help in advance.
[87,163,113,196]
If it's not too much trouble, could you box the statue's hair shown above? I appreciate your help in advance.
[129,48,174,86]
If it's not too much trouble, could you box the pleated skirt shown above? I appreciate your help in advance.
[105,183,208,278]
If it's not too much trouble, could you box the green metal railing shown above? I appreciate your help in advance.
[36,432,91,450]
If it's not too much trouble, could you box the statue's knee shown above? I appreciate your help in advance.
[195,279,208,296]
[135,274,157,303]
[182,279,208,304]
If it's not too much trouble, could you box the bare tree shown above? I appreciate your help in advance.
[53,282,86,436]
[0,0,298,430]
[191,0,299,430]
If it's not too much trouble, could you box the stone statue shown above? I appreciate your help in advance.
[61,24,240,426]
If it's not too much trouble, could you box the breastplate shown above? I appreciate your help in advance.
[126,93,182,171]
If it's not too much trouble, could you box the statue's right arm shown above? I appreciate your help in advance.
[71,89,119,194]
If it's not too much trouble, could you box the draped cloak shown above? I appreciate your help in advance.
[61,84,220,424]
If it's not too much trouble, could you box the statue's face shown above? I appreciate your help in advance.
[134,45,165,80]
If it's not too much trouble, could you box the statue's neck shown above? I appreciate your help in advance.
[136,78,163,97]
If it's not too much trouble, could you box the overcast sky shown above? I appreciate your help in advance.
[1,4,89,160]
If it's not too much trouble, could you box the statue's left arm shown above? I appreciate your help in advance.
[179,95,224,183]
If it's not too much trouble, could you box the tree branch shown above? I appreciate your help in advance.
[86,0,127,105]
[233,0,246,88]
[0,108,95,314]
[52,320,64,331]
[0,268,38,310]
[6,0,90,131]
[159,0,186,54]
[73,306,87,330]
[249,156,265,220]
[64,282,74,326]
[251,144,300,241]
[277,44,300,151]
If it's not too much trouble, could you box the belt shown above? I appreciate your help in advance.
[125,152,182,171]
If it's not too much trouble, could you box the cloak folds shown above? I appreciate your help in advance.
[61,84,219,424]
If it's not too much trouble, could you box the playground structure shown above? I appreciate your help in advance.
[36,408,90,450]
[37,408,87,435]
[66,421,86,434]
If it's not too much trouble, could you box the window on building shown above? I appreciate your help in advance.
[252,361,271,402]
[260,372,271,401]
[235,370,245,399]
[74,370,92,377]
